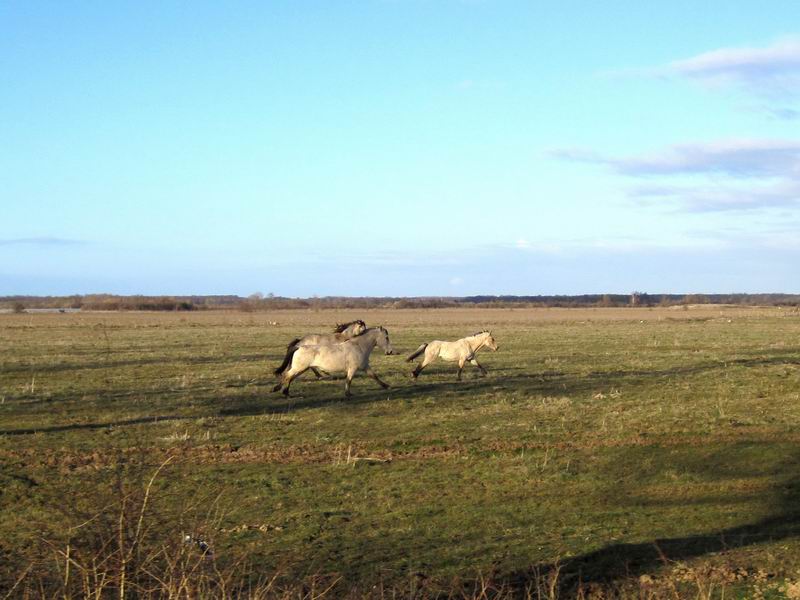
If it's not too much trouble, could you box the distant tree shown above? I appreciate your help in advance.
[681,294,709,305]
[629,291,651,307]
[12,301,25,313]
[598,294,614,307]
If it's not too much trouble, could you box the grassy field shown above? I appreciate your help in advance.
[2,306,800,598]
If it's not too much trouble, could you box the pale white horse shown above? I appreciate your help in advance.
[272,327,396,397]
[274,320,367,379]
[407,330,498,380]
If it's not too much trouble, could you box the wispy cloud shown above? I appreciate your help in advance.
[506,234,725,255]
[0,236,87,247]
[553,138,800,212]
[606,36,800,118]
[698,223,800,250]
[766,107,800,120]
[568,38,800,211]
[552,139,800,178]
[630,180,800,213]
[667,36,800,98]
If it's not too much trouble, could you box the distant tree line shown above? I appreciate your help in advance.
[4,292,800,312]
[0,294,235,312]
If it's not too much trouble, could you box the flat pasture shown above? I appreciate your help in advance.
[2,306,800,596]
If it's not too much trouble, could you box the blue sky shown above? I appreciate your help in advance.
[2,1,799,296]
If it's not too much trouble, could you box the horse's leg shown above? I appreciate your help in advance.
[457,356,467,381]
[311,367,325,380]
[366,367,390,389]
[470,358,488,376]
[342,364,361,398]
[272,370,296,393]
[412,352,435,379]
[282,367,309,396]
[271,372,289,392]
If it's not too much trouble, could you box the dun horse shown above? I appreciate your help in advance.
[274,320,366,379]
[407,330,498,380]
[272,326,396,397]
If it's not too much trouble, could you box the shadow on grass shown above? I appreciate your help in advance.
[519,514,800,592]
[504,448,800,594]
[245,348,798,414]
[0,352,279,375]
[0,414,197,435]
[5,347,800,435]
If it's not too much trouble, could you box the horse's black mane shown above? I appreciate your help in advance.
[332,319,366,333]
[470,330,489,337]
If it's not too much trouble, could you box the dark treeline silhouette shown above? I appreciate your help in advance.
[4,292,800,312]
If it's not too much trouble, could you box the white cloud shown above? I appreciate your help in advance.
[553,139,800,178]
[630,180,800,213]
[505,235,724,255]
[554,138,800,212]
[668,36,800,98]
[606,36,800,117]
[564,37,800,211]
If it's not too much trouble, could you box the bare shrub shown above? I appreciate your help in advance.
[8,456,249,598]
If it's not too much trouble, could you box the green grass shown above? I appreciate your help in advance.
[3,307,800,597]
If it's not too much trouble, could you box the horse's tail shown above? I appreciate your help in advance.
[274,338,302,376]
[406,343,428,362]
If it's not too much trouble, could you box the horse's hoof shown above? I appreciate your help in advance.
[382,384,390,389]
[271,384,282,393]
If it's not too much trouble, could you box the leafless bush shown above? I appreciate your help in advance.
[7,456,248,598]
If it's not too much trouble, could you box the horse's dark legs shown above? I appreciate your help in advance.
[411,364,425,379]
[366,367,390,389]
[282,368,309,396]
[470,358,488,376]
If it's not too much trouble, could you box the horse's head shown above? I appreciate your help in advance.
[376,326,396,355]
[334,320,367,336]
[484,331,499,351]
